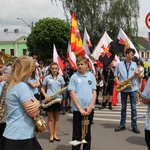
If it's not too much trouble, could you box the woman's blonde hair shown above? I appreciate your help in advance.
[6,56,35,91]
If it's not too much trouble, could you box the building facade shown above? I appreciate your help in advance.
[0,29,29,57]
[136,36,150,61]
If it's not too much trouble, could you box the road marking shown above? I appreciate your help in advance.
[66,104,147,124]
[93,117,145,124]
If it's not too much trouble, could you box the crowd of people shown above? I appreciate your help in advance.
[0,48,150,149]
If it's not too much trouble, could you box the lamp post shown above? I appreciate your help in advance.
[17,18,33,30]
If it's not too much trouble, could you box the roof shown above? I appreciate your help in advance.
[0,30,29,42]
[137,43,146,51]
[135,36,150,49]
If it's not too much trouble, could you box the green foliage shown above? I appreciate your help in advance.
[103,0,139,39]
[27,18,70,64]
[56,0,139,45]
[63,0,106,44]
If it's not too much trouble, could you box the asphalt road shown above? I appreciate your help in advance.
[37,102,148,150]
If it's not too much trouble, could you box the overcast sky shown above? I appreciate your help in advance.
[0,0,149,37]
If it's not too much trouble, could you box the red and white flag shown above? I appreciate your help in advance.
[83,28,92,55]
[117,28,139,58]
[91,31,113,60]
[113,55,120,67]
[53,44,64,75]
[66,43,77,70]
[91,31,115,67]
[85,54,95,74]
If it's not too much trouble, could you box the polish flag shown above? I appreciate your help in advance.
[85,54,96,74]
[83,28,92,55]
[113,55,120,67]
[53,44,64,75]
[66,43,77,70]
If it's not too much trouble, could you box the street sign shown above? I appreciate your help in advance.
[145,12,150,29]
[148,32,150,47]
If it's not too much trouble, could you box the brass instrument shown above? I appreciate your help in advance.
[0,84,7,123]
[81,109,89,143]
[36,87,68,133]
[69,108,89,146]
[41,86,68,108]
[34,115,46,134]
[0,51,17,66]
[116,72,141,92]
[0,83,46,134]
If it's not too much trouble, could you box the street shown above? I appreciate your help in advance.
[37,102,147,150]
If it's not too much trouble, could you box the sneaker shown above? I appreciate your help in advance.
[99,106,106,109]
[132,127,140,134]
[114,125,126,132]
[91,121,94,125]
[62,108,66,115]
[96,101,101,105]
[108,105,113,110]
[67,106,71,112]
[136,102,140,105]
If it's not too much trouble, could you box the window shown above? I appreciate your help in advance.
[23,49,27,55]
[147,52,149,58]
[10,49,14,56]
[141,51,144,58]
[1,49,5,52]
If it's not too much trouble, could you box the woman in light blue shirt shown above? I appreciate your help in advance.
[41,62,65,143]
[0,56,42,150]
[27,69,41,100]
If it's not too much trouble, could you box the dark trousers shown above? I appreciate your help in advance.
[145,129,150,150]
[0,136,42,150]
[0,123,6,139]
[72,109,94,150]
[96,86,100,102]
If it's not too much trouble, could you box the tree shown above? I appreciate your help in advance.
[62,0,106,45]
[102,0,139,39]
[50,0,139,46]
[27,18,70,64]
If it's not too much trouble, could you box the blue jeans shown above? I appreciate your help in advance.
[120,91,137,128]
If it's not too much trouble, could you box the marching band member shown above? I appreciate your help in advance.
[68,56,96,150]
[27,68,41,100]
[41,62,65,143]
[101,62,115,109]
[0,60,8,140]
[141,77,150,150]
[0,56,42,150]
[114,48,140,134]
[136,61,144,105]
